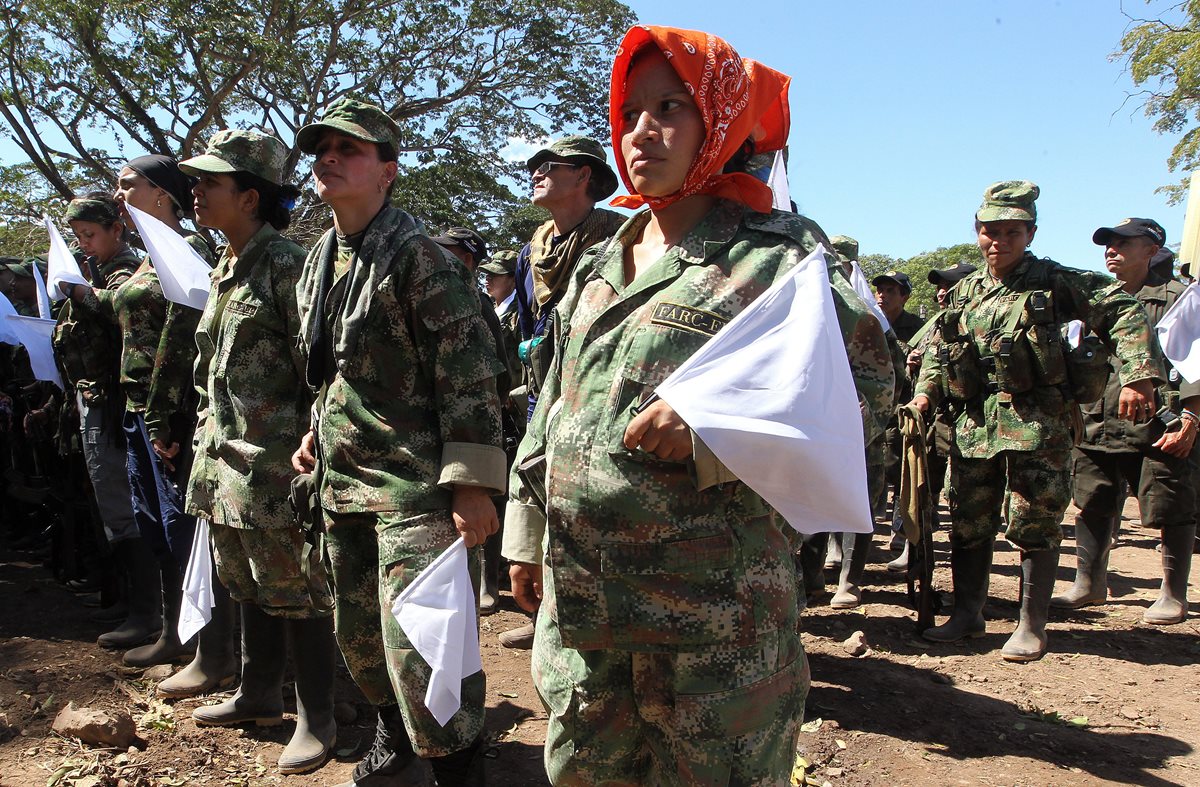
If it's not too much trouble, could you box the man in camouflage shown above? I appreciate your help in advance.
[913,181,1164,661]
[1052,218,1197,625]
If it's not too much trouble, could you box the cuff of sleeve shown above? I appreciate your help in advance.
[501,500,545,564]
[691,432,738,492]
[1118,355,1165,387]
[438,442,508,494]
[914,380,941,405]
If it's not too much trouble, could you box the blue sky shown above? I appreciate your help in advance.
[621,0,1183,273]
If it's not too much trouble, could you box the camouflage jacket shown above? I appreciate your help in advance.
[1079,270,1200,453]
[185,225,310,529]
[296,206,506,514]
[144,233,215,444]
[51,248,140,402]
[502,202,893,652]
[915,253,1164,459]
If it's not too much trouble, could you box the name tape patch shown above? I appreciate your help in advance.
[650,302,728,336]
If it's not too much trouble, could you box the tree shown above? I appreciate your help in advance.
[1115,0,1200,203]
[858,244,983,319]
[0,0,635,250]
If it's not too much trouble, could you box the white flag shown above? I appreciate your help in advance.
[0,292,21,346]
[31,264,51,320]
[849,261,891,334]
[655,245,872,536]
[768,149,792,212]
[6,314,62,388]
[392,537,482,726]
[123,204,212,310]
[178,519,215,642]
[1157,281,1200,383]
[44,215,88,301]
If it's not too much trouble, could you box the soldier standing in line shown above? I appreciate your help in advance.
[912,182,1163,662]
[1053,218,1196,624]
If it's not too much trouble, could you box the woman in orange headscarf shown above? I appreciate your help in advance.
[502,25,893,785]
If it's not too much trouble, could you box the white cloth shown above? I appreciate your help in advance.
[849,261,891,334]
[392,537,482,727]
[123,204,212,310]
[0,292,20,345]
[494,290,516,317]
[178,519,215,642]
[768,149,792,212]
[1157,281,1200,383]
[6,315,62,388]
[656,244,872,536]
[31,264,51,320]
[44,215,88,301]
[1066,320,1083,350]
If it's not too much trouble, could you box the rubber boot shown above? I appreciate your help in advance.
[1001,550,1058,662]
[479,534,500,615]
[158,579,237,698]
[331,704,422,787]
[831,532,872,609]
[823,532,842,571]
[192,603,285,727]
[98,537,162,649]
[887,540,911,573]
[123,561,192,666]
[428,736,484,787]
[1051,512,1114,609]
[922,540,993,643]
[278,616,337,774]
[1144,524,1196,625]
[798,533,827,603]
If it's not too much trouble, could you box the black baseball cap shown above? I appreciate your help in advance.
[928,262,977,287]
[432,227,488,261]
[872,270,912,295]
[1092,218,1166,247]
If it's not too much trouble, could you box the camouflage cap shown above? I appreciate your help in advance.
[296,97,401,156]
[526,135,618,200]
[976,180,1039,223]
[4,258,48,279]
[65,196,122,226]
[179,130,289,185]
[829,235,859,264]
[479,250,517,276]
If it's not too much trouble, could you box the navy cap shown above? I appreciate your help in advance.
[872,270,912,296]
[1092,218,1166,247]
[928,261,977,287]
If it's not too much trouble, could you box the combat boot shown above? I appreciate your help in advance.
[1144,524,1196,625]
[192,603,285,727]
[922,540,993,643]
[278,616,337,774]
[332,704,424,787]
[123,561,192,667]
[479,533,501,615]
[428,736,484,786]
[887,540,910,573]
[98,537,162,649]
[831,531,872,609]
[157,580,237,698]
[1051,512,1114,609]
[1001,550,1058,662]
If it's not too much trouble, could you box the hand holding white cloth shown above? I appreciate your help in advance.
[44,215,89,301]
[123,204,212,310]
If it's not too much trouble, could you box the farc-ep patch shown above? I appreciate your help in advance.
[650,302,728,336]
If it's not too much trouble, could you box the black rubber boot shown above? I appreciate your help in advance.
[192,603,285,727]
[1051,512,1113,610]
[797,533,828,604]
[831,531,872,609]
[479,534,500,615]
[123,561,192,666]
[923,540,994,643]
[158,578,237,698]
[332,704,422,787]
[98,537,162,649]
[278,616,337,774]
[1144,524,1196,625]
[428,736,484,787]
[1001,550,1058,662]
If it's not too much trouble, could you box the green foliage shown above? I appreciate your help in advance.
[1115,0,1200,203]
[860,243,983,317]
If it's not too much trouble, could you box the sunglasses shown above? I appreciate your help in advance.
[532,161,579,178]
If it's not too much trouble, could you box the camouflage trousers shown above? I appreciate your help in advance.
[210,522,332,619]
[532,561,809,786]
[1072,447,1198,531]
[324,510,484,757]
[948,449,1071,552]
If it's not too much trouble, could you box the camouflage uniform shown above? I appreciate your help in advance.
[296,204,506,757]
[503,202,893,783]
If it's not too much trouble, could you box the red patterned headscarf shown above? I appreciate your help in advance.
[609,25,791,214]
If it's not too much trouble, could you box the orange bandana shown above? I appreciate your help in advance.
[608,26,791,214]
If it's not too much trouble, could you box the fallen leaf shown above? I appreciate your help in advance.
[800,718,823,734]
[1069,716,1088,726]
[836,739,847,750]
[498,692,518,698]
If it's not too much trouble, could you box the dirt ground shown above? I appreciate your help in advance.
[1,497,1197,787]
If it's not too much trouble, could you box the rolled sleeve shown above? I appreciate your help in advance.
[438,441,507,494]
[501,500,546,564]
[691,431,738,492]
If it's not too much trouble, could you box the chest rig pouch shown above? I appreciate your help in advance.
[936,308,980,401]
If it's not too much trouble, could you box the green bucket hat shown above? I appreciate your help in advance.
[829,235,859,264]
[179,130,289,185]
[526,135,618,200]
[5,258,48,280]
[296,97,401,156]
[479,250,517,276]
[65,196,122,226]
[976,180,1039,223]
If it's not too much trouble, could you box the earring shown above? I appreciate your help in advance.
[156,197,162,207]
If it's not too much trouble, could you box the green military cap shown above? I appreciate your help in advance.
[179,129,290,185]
[5,258,48,279]
[295,97,401,156]
[526,135,618,200]
[829,235,859,264]
[479,250,517,276]
[65,196,122,226]
[976,180,1039,223]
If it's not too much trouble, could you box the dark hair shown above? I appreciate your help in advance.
[581,164,609,202]
[974,219,1036,232]
[82,191,123,227]
[376,142,399,199]
[722,139,757,175]
[229,171,301,231]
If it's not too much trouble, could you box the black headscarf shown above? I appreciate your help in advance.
[125,155,195,219]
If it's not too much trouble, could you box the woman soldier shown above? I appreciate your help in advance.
[176,129,338,775]
[502,26,893,784]
[55,194,151,648]
[290,97,506,786]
